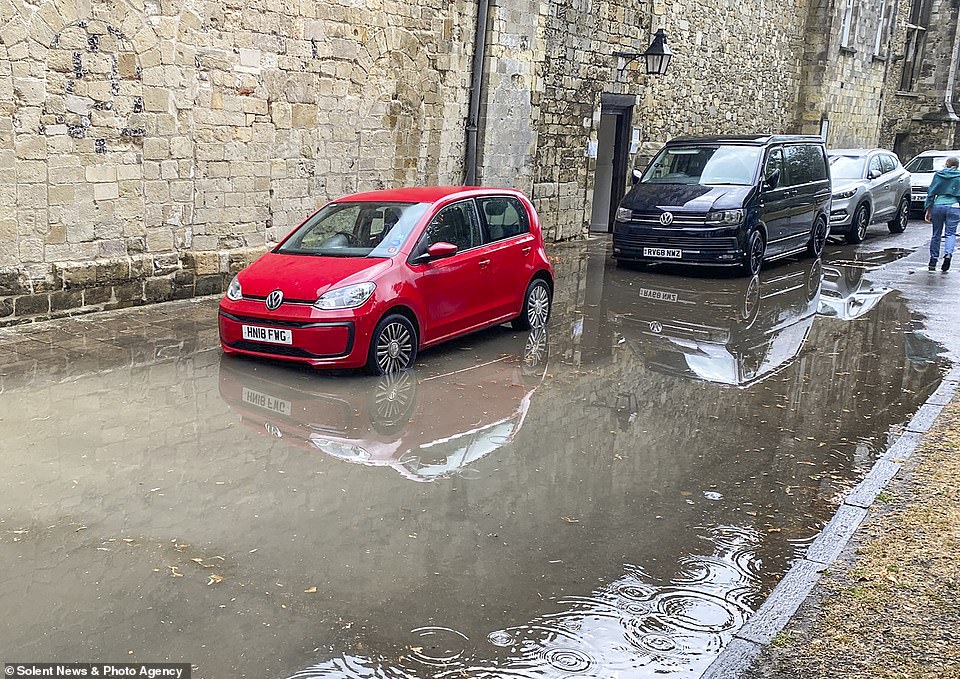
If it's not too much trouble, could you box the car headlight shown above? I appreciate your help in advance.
[226,275,242,301]
[615,207,633,222]
[832,188,857,200]
[705,209,744,225]
[314,282,376,310]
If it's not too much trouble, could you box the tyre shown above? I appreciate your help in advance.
[741,230,765,277]
[888,197,909,233]
[846,204,869,244]
[369,370,418,434]
[366,313,418,375]
[738,275,761,325]
[806,217,828,258]
[512,277,552,330]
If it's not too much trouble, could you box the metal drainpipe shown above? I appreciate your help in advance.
[464,0,490,186]
[944,4,960,122]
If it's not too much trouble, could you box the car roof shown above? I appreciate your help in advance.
[828,148,892,156]
[665,134,825,146]
[332,186,524,203]
[914,149,960,157]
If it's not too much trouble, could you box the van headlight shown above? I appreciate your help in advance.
[226,275,242,301]
[314,282,376,310]
[616,207,633,222]
[832,188,857,200]
[705,209,744,225]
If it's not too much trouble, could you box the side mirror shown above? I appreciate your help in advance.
[868,169,881,180]
[631,169,642,186]
[763,169,781,190]
[413,241,458,264]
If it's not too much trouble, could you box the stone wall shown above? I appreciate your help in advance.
[0,0,476,326]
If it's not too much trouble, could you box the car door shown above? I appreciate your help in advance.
[783,144,822,247]
[874,154,899,220]
[865,154,889,221]
[758,146,794,255]
[408,200,493,344]
[476,196,536,320]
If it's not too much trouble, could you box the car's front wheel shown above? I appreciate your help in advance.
[366,313,418,375]
[888,197,909,233]
[512,277,552,330]
[846,204,869,244]
[806,217,828,258]
[741,231,765,277]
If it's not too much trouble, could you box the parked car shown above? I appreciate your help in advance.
[827,149,911,244]
[218,328,548,481]
[612,135,831,276]
[219,187,554,374]
[904,149,960,216]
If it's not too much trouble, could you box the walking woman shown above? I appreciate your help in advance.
[926,156,960,271]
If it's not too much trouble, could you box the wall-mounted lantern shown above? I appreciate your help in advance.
[614,29,673,76]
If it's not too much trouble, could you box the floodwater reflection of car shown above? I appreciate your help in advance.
[819,264,892,321]
[218,329,548,481]
[613,259,822,386]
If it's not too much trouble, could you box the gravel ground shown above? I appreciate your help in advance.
[742,399,960,679]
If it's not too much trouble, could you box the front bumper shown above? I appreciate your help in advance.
[910,189,928,214]
[829,196,854,230]
[612,224,745,266]
[218,299,374,368]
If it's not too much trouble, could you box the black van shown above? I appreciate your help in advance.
[612,135,831,276]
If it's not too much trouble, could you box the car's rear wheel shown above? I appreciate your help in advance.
[888,198,909,233]
[741,231,765,277]
[806,217,828,258]
[366,313,418,375]
[846,204,869,244]
[512,278,552,330]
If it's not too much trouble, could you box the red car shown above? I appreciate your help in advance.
[218,187,554,374]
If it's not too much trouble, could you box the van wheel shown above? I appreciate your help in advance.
[741,231,765,277]
[366,314,418,375]
[512,278,552,330]
[806,217,828,258]
[846,204,869,244]
[888,198,909,233]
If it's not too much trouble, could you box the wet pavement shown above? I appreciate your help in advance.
[0,223,954,678]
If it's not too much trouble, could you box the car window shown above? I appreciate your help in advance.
[764,147,786,188]
[904,156,949,172]
[880,154,897,173]
[419,201,483,253]
[829,155,866,180]
[868,155,883,177]
[477,197,530,242]
[784,145,827,185]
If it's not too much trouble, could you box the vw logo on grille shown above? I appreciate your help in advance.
[649,321,663,334]
[265,290,284,310]
[659,212,674,226]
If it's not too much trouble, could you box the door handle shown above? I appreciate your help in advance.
[521,246,532,254]
[479,259,491,268]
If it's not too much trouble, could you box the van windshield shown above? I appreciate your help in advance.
[642,145,762,186]
[276,202,429,258]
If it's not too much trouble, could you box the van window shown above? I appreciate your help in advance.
[785,145,827,185]
[643,145,762,186]
[477,197,529,241]
[764,148,786,188]
[880,155,896,173]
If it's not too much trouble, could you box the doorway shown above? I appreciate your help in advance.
[589,95,634,233]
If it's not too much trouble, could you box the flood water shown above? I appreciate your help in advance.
[0,240,946,678]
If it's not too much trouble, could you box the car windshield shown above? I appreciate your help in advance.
[904,155,950,173]
[276,202,430,258]
[829,155,866,180]
[642,145,762,186]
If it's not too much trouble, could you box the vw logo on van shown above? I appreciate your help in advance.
[265,290,284,310]
[659,212,674,226]
[649,321,663,334]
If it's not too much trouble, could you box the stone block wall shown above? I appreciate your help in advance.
[0,0,476,326]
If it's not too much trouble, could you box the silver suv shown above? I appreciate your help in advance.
[827,149,911,244]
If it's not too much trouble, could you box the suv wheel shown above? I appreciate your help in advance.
[846,204,869,244]
[806,217,828,258]
[888,198,909,233]
[741,231,765,277]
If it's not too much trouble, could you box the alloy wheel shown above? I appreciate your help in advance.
[527,283,551,328]
[749,234,764,275]
[812,219,828,257]
[375,321,414,373]
[855,208,868,241]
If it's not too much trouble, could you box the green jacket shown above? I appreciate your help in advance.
[925,167,960,209]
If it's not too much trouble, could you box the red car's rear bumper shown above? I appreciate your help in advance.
[218,301,372,369]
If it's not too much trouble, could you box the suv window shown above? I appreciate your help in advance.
[880,154,897,173]
[868,155,883,177]
[417,201,483,254]
[477,197,529,241]
[784,145,827,185]
[764,147,786,188]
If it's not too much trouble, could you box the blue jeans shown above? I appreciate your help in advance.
[930,204,960,259]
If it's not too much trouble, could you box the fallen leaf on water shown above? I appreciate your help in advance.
[168,566,183,577]
[76,526,87,532]
[304,586,317,593]
[207,574,224,586]
[560,516,579,524]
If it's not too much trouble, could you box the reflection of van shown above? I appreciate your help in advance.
[613,135,832,276]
